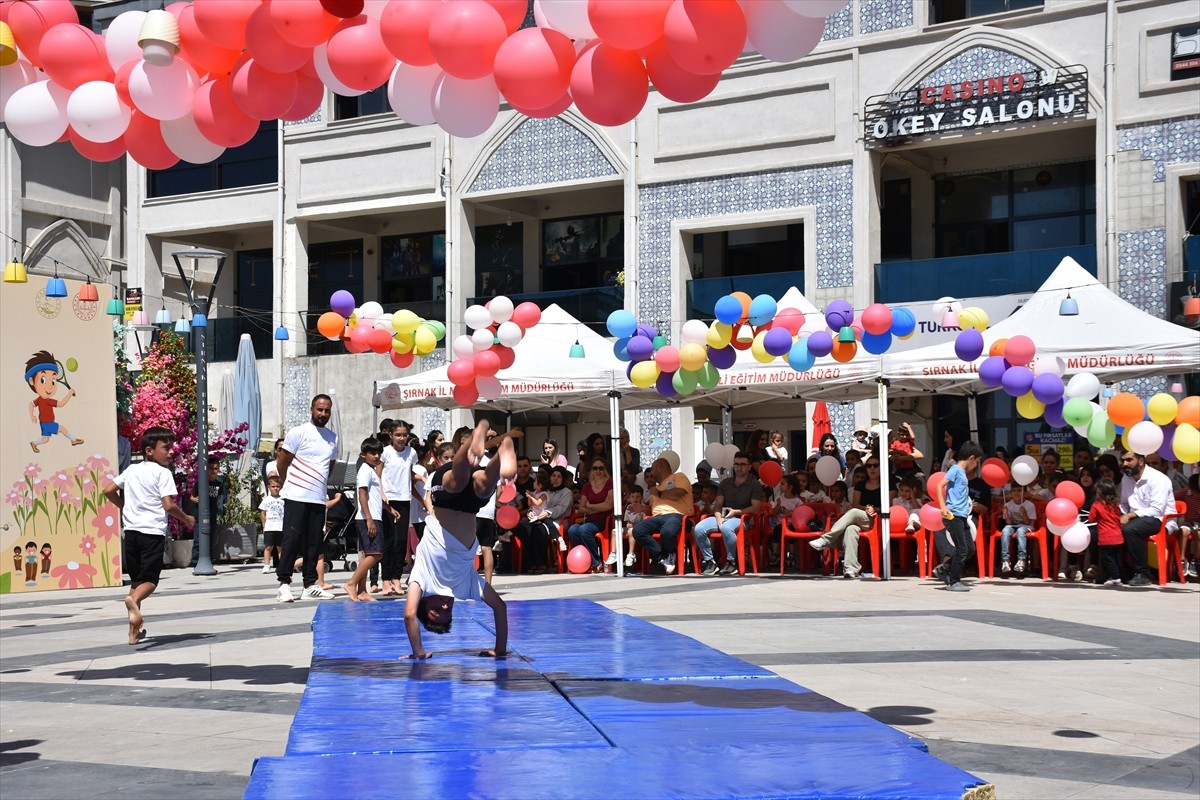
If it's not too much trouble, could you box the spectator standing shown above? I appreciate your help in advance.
[888,422,923,479]
[380,420,419,595]
[344,438,385,601]
[1118,450,1174,586]
[259,475,285,574]
[1089,478,1125,585]
[188,457,228,568]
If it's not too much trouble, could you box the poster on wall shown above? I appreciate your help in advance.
[0,278,121,593]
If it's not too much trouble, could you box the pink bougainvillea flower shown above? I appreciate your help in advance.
[24,463,42,478]
[92,503,120,542]
[51,561,97,589]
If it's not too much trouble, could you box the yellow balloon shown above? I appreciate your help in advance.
[347,311,358,329]
[1016,392,1045,420]
[971,307,989,330]
[1146,393,1178,427]
[751,331,774,363]
[392,335,412,354]
[1120,428,1132,452]
[678,342,707,372]
[413,325,437,354]
[957,308,978,331]
[630,360,660,388]
[1173,423,1200,464]
[391,309,421,334]
[707,322,732,348]
[898,331,914,340]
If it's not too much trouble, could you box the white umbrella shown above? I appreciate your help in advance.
[328,389,345,462]
[233,333,263,469]
[216,369,235,435]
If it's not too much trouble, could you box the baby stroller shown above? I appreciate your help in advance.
[324,461,358,573]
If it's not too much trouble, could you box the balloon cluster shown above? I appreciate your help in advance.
[1070,392,1199,463]
[315,289,445,369]
[606,309,722,398]
[0,0,851,163]
[977,455,1090,551]
[946,302,991,362]
[446,296,541,406]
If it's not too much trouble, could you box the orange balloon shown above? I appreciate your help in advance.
[1106,392,1145,429]
[830,339,857,363]
[989,338,1009,358]
[729,291,752,324]
[317,311,346,339]
[1177,396,1200,428]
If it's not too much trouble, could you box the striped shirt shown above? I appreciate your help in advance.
[280,423,338,504]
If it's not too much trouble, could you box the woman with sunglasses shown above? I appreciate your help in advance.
[569,459,615,572]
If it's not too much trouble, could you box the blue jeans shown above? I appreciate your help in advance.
[568,521,603,567]
[1000,525,1030,559]
[632,514,683,561]
[693,517,739,564]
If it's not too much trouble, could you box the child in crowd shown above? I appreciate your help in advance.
[795,471,831,505]
[259,475,285,574]
[999,485,1035,576]
[696,484,719,516]
[828,481,852,515]
[1089,478,1124,586]
[894,478,923,532]
[343,438,384,601]
[102,427,195,645]
[1172,473,1200,579]
[619,487,647,569]
[769,474,804,566]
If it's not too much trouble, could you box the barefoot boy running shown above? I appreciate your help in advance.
[403,421,514,660]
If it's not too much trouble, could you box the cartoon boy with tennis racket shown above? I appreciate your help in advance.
[26,350,83,453]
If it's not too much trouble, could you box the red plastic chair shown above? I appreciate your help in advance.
[860,516,927,578]
[1150,501,1186,585]
[778,507,835,576]
[636,516,689,575]
[986,507,1048,579]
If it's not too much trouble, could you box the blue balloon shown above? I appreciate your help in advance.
[861,330,893,355]
[807,330,833,358]
[787,339,816,372]
[607,310,637,338]
[714,295,743,325]
[748,294,778,327]
[613,336,631,362]
[707,345,737,370]
[890,307,916,338]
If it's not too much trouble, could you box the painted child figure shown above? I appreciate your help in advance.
[25,350,83,453]
[403,421,514,660]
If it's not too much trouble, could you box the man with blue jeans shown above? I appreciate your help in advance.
[693,451,762,576]
[632,458,693,574]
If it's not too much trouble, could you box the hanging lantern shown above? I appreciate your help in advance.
[3,261,27,283]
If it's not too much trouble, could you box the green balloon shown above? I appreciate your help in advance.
[425,320,446,340]
[672,368,697,395]
[1062,396,1093,427]
[1087,410,1115,449]
[65,357,78,372]
[697,362,720,390]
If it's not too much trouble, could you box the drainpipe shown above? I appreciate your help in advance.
[275,120,286,438]
[1103,0,1118,285]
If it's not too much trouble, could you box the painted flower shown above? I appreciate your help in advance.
[80,477,94,494]
[50,470,72,491]
[92,503,120,542]
[75,464,89,476]
[30,478,48,496]
[5,491,20,507]
[24,463,42,478]
[80,535,97,556]
[87,454,109,471]
[58,490,80,507]
[51,561,97,589]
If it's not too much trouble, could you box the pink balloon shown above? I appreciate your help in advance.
[432,73,500,138]
[246,3,313,75]
[69,128,126,162]
[1004,335,1037,367]
[281,71,326,121]
[486,0,528,34]
[379,0,439,66]
[919,503,945,531]
[511,302,542,329]
[1054,480,1085,508]
[3,80,70,146]
[177,4,241,77]
[587,0,672,52]
[67,81,130,143]
[742,0,825,63]
[192,78,260,148]
[326,15,395,91]
[6,0,78,66]
[861,303,893,336]
[654,345,681,373]
[38,24,112,90]
[1045,498,1080,529]
[566,544,592,574]
[452,382,479,406]
[387,62,440,125]
[429,1,508,81]
[230,56,299,120]
[493,27,576,112]
[771,308,806,336]
[926,471,947,501]
[192,0,259,51]
[523,89,573,118]
[125,111,180,170]
[663,0,747,76]
[269,0,340,48]
[644,37,720,103]
[128,59,200,121]
[161,111,226,164]
[791,505,814,530]
[570,42,649,127]
[447,359,476,387]
[496,505,520,530]
[473,349,502,378]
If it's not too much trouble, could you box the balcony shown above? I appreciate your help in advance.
[874,246,1097,304]
[686,271,805,320]
[468,286,624,334]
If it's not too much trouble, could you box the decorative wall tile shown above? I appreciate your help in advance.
[1117,228,1167,320]
[827,403,857,455]
[637,409,674,467]
[1122,375,1168,397]
[860,0,913,34]
[921,47,1038,88]
[283,108,322,127]
[419,350,447,436]
[1118,115,1200,183]
[470,117,618,193]
[283,360,312,431]
[822,2,854,40]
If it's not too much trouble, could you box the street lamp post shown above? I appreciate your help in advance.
[171,248,227,577]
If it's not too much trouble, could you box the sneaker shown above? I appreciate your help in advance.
[624,552,636,568]
[946,581,970,592]
[1072,569,1083,582]
[276,584,294,603]
[1127,574,1153,587]
[557,537,568,552]
[842,569,860,579]
[932,563,948,582]
[718,562,737,576]
[492,541,503,553]
[1057,571,1068,581]
[661,553,676,572]
[1015,558,1027,573]
[1186,561,1198,578]
[302,586,334,599]
[604,551,618,566]
[809,538,827,551]
[262,564,272,574]
[702,560,719,576]
[1085,565,1097,579]
[1104,578,1121,586]
[1000,559,1012,575]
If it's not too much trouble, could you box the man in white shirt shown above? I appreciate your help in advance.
[1118,449,1174,587]
[379,420,419,595]
[274,395,339,602]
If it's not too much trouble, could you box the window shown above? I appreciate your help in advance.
[929,0,1041,24]
[381,231,445,321]
[541,213,623,292]
[307,240,363,355]
[208,248,273,362]
[333,87,391,121]
[147,123,278,197]
[686,223,805,319]
[476,223,523,296]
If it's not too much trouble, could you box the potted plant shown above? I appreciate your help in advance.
[214,460,264,562]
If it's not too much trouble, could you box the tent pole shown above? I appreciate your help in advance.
[877,377,892,581]
[609,390,625,577]
[722,404,733,446]
[967,392,979,443]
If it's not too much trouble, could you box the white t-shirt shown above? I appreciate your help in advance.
[411,464,429,525]
[381,445,418,501]
[113,461,177,535]
[1003,499,1035,526]
[354,463,383,521]
[259,495,285,532]
[408,514,484,601]
[280,423,338,504]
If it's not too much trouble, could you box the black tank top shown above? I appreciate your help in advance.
[430,462,490,513]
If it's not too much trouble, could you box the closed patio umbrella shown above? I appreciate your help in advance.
[233,333,262,468]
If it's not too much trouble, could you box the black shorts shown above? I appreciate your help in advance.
[475,518,497,547]
[124,531,165,585]
[263,530,282,548]
[356,519,382,555]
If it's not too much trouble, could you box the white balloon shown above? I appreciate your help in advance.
[1060,521,1091,553]
[1047,518,1072,536]
[313,42,367,97]
[471,328,495,351]
[128,59,198,121]
[815,455,841,486]
[104,10,148,71]
[4,80,70,146]
[1032,355,1066,378]
[464,304,492,331]
[1065,372,1101,400]
[723,443,740,470]
[489,295,514,325]
[432,73,499,139]
[743,0,825,63]
[703,442,726,470]
[357,301,383,324]
[452,335,476,360]
[374,312,394,330]
[783,0,850,17]
[0,59,36,124]
[160,111,225,163]
[388,62,439,126]
[1126,420,1164,456]
[496,320,523,348]
[477,375,502,401]
[659,449,681,474]
[536,0,596,40]
[1010,455,1040,486]
[680,319,709,346]
[66,80,130,143]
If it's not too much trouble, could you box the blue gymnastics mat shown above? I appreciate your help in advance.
[244,599,993,800]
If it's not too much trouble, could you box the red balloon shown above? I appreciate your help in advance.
[566,544,592,574]
[193,78,260,148]
[511,302,541,329]
[790,505,815,530]
[447,359,476,387]
[926,471,946,502]
[758,460,783,487]
[493,27,576,112]
[281,72,326,122]
[486,0,528,34]
[452,382,479,406]
[1046,498,1080,529]
[270,0,340,48]
[321,0,365,19]
[390,349,414,369]
[246,4,313,75]
[473,349,502,378]
[192,0,259,51]
[125,111,179,170]
[980,457,1010,489]
[570,42,649,127]
[326,15,395,91]
[230,56,299,120]
[644,36,720,103]
[379,0,439,65]
[39,24,112,89]
[69,129,125,162]
[496,505,520,530]
[1055,479,1085,508]
[889,505,908,534]
[663,0,747,76]
[494,345,516,370]
[523,90,573,119]
[588,0,672,52]
[113,60,137,108]
[771,308,805,336]
[498,482,517,503]
[368,328,393,354]
[429,1,508,81]
[6,0,78,66]
[178,4,241,77]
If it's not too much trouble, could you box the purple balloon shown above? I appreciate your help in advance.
[655,371,677,398]
[1001,365,1035,398]
[763,327,793,357]
[978,356,1008,388]
[954,329,984,362]
[635,323,657,340]
[1031,373,1065,405]
[824,299,853,331]
[1044,398,1066,428]
[1157,423,1177,460]
[330,289,355,317]
[807,330,833,358]
[626,334,654,362]
[707,345,737,370]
